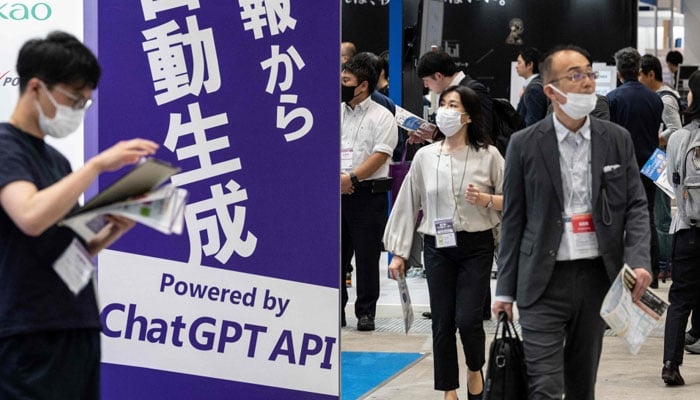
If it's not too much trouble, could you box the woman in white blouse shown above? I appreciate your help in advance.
[384,85,504,400]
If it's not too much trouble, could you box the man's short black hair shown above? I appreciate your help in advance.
[666,50,684,66]
[614,47,641,81]
[16,31,101,93]
[518,47,541,74]
[343,52,379,92]
[640,54,663,83]
[539,44,592,84]
[417,51,457,79]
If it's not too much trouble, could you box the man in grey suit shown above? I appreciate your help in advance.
[493,45,652,400]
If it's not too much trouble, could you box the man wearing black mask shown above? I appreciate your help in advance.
[340,52,397,331]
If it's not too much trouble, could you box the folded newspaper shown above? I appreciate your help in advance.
[60,159,188,242]
[600,265,669,355]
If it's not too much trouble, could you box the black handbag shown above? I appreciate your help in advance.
[484,312,528,400]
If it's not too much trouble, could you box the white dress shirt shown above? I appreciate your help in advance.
[341,96,398,179]
[553,113,600,260]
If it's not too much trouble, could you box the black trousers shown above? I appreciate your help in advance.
[0,328,101,400]
[518,258,608,400]
[664,228,700,363]
[642,176,660,282]
[423,230,493,391]
[341,187,388,318]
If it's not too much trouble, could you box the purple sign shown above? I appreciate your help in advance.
[88,1,340,399]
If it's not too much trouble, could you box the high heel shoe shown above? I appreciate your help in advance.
[467,369,484,400]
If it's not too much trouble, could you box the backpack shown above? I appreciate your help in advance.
[459,76,525,156]
[491,98,525,156]
[658,89,686,126]
[674,127,700,226]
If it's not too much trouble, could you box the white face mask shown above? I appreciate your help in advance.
[435,107,465,137]
[548,84,597,120]
[35,83,87,138]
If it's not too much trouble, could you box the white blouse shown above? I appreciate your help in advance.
[383,141,504,258]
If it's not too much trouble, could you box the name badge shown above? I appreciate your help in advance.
[563,212,598,259]
[434,218,457,248]
[341,148,353,172]
[53,238,95,295]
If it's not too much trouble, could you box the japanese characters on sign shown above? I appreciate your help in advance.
[138,0,316,267]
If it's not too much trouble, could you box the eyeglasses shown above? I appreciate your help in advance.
[548,71,600,84]
[52,85,93,110]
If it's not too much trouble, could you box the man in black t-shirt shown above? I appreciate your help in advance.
[0,31,158,399]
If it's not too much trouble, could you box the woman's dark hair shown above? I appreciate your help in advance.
[685,70,700,122]
[435,85,490,150]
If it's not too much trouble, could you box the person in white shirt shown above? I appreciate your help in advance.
[638,53,684,288]
[639,54,684,148]
[340,52,398,331]
[384,85,503,400]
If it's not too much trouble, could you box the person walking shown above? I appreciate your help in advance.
[384,85,504,400]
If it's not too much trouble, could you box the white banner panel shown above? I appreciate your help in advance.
[98,250,339,395]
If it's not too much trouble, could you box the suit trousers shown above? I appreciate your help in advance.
[663,228,700,363]
[518,258,608,400]
[341,187,388,318]
[423,230,493,391]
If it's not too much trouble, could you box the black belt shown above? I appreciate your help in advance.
[354,177,392,193]
[356,179,379,188]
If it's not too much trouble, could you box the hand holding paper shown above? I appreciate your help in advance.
[388,255,405,280]
[395,106,437,144]
[600,265,668,354]
[60,159,188,243]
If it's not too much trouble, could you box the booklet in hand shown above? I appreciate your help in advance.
[641,148,675,199]
[395,106,437,139]
[60,158,188,242]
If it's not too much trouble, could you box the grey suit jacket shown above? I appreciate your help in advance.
[495,115,651,308]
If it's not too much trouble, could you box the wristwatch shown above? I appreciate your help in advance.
[486,195,494,209]
[349,172,359,187]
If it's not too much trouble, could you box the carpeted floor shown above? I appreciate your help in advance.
[341,351,425,399]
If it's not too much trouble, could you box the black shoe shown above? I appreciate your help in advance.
[422,311,432,319]
[357,315,375,331]
[662,360,685,386]
[467,369,484,400]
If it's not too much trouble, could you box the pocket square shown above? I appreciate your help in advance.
[603,164,621,173]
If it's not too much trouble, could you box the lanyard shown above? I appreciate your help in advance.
[436,141,469,223]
